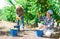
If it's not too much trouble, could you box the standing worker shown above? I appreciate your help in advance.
[16,4,24,30]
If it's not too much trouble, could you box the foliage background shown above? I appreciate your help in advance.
[0,0,60,25]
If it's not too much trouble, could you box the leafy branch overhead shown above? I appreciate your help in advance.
[0,0,60,24]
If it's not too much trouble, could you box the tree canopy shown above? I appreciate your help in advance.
[0,0,60,25]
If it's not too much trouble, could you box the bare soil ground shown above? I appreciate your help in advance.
[0,20,57,39]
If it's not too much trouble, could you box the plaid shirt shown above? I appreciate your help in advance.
[40,16,54,29]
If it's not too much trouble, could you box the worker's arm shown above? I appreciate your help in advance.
[44,18,54,29]
[16,14,20,20]
[47,18,54,28]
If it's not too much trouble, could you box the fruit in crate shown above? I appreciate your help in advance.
[11,28,18,30]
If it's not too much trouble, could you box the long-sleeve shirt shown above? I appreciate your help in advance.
[40,16,54,29]
[16,6,24,17]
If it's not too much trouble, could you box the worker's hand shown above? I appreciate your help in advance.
[44,26,48,29]
[16,16,20,20]
[39,26,43,29]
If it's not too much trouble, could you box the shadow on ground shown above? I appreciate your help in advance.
[0,31,10,36]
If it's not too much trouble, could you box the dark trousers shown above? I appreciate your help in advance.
[17,16,24,28]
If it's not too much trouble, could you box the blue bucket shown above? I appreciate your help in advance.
[14,25,20,31]
[10,28,18,36]
[35,30,44,37]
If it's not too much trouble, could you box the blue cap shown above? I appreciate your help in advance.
[47,10,53,15]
